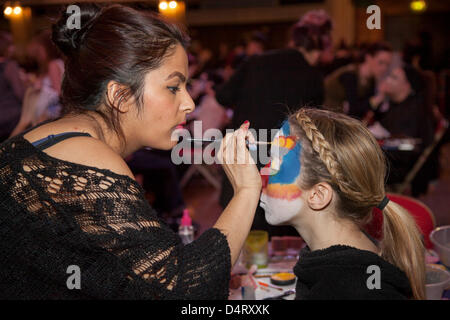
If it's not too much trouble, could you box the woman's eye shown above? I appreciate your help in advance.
[168,86,180,94]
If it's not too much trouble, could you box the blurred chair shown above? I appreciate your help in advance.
[179,147,222,190]
[364,193,436,249]
[397,117,449,194]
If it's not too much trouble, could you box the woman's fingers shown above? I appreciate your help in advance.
[217,121,256,165]
[245,129,256,145]
[217,129,232,164]
[225,129,237,165]
[236,128,247,164]
[218,121,262,193]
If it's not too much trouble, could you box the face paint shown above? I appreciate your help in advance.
[260,120,304,225]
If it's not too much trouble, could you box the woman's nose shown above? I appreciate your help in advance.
[183,92,195,114]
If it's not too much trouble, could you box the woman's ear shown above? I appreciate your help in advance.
[106,81,132,113]
[306,182,333,211]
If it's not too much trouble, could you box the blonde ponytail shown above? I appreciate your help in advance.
[381,201,426,300]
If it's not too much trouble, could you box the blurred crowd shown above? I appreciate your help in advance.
[0,30,63,142]
[1,9,449,228]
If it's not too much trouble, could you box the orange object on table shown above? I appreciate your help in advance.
[258,281,283,291]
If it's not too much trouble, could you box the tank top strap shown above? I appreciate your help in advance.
[32,132,92,151]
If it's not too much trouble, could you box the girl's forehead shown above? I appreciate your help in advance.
[280,120,291,136]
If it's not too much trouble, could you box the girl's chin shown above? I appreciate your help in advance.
[265,211,285,226]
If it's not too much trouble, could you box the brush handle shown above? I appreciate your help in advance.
[187,138,270,145]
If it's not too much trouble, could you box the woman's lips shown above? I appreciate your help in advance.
[174,121,186,130]
[176,121,186,129]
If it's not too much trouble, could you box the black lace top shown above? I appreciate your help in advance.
[0,133,231,299]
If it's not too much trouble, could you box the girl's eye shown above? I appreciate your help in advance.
[168,86,180,94]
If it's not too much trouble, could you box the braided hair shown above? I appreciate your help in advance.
[289,108,425,299]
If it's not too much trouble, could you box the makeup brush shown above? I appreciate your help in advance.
[187,138,271,145]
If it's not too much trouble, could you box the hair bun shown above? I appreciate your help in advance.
[52,3,102,56]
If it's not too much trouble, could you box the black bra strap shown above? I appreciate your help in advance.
[34,132,92,151]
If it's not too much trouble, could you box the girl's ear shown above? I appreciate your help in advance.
[106,80,132,113]
[306,182,333,211]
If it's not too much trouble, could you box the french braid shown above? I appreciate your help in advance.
[295,109,380,205]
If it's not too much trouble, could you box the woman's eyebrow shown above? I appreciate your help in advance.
[166,71,186,83]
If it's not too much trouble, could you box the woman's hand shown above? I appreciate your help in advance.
[214,121,262,266]
[217,121,262,195]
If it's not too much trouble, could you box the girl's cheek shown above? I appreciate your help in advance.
[264,183,302,201]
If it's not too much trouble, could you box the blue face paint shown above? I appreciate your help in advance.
[262,121,302,199]
[260,120,305,225]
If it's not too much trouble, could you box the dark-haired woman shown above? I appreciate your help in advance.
[0,4,261,299]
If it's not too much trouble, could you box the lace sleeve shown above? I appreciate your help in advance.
[4,150,231,299]
[60,171,231,299]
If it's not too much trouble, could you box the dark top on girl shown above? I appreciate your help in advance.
[294,245,412,300]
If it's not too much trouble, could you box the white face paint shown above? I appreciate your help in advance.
[260,192,304,226]
[259,121,304,226]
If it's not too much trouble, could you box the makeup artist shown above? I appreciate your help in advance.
[0,3,261,299]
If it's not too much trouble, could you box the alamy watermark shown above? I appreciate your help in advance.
[66,5,81,30]
[366,265,381,290]
[366,5,381,30]
[66,265,81,290]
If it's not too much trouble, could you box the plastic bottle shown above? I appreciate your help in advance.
[178,209,194,245]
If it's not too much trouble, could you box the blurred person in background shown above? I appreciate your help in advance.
[187,39,213,79]
[245,31,267,57]
[0,32,26,142]
[221,40,246,82]
[375,65,433,144]
[319,39,353,76]
[231,30,268,71]
[217,9,331,140]
[10,30,64,137]
[324,42,392,120]
[373,64,435,196]
[216,10,332,237]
